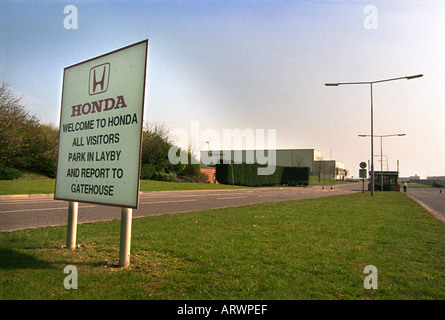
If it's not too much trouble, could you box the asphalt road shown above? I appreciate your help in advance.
[404,187,445,224]
[0,183,361,232]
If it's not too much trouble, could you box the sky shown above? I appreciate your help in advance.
[1,0,444,179]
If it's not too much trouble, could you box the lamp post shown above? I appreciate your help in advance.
[325,74,422,196]
[359,134,406,191]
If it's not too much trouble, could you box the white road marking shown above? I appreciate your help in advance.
[216,196,247,200]
[141,199,197,205]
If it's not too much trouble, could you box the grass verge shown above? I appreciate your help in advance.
[0,192,444,299]
[0,174,242,195]
[0,172,56,195]
[0,173,351,195]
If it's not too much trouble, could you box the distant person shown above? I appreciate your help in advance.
[403,182,408,193]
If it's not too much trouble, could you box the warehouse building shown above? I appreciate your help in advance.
[200,149,347,181]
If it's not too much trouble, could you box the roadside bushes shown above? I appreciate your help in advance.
[281,167,311,186]
[140,163,156,180]
[0,83,59,178]
[140,123,203,182]
[215,163,310,187]
[0,165,23,180]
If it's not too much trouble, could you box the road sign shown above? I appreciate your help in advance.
[360,162,367,169]
[55,40,148,209]
[359,169,367,179]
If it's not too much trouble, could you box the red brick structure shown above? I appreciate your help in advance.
[200,167,218,184]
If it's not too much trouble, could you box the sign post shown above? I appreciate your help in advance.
[359,162,367,194]
[55,40,148,266]
[119,208,132,267]
[66,201,78,250]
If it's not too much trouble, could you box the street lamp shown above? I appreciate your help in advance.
[358,134,406,191]
[325,74,422,196]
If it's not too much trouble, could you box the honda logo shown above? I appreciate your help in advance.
[89,63,110,95]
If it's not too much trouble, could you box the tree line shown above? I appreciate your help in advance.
[0,83,58,178]
[0,83,205,182]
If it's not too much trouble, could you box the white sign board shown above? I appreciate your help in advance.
[55,40,148,208]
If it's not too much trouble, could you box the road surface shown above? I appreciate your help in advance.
[404,187,445,224]
[0,183,361,232]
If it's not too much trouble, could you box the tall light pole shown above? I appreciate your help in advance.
[359,134,406,191]
[325,74,423,196]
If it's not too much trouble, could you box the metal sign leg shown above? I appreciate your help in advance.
[119,208,132,267]
[66,201,78,250]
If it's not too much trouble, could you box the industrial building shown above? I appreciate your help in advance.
[200,149,347,181]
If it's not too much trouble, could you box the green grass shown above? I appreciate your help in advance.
[138,179,248,191]
[0,173,243,195]
[0,173,350,195]
[309,176,350,186]
[407,183,434,188]
[0,172,56,195]
[0,192,444,299]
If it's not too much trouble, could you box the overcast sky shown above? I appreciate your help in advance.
[1,0,444,178]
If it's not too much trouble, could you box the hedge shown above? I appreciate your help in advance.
[215,163,310,187]
[0,165,23,180]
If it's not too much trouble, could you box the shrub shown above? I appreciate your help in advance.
[140,163,156,180]
[0,165,23,180]
[1,85,59,178]
[282,167,311,186]
[195,171,210,183]
[153,171,179,182]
